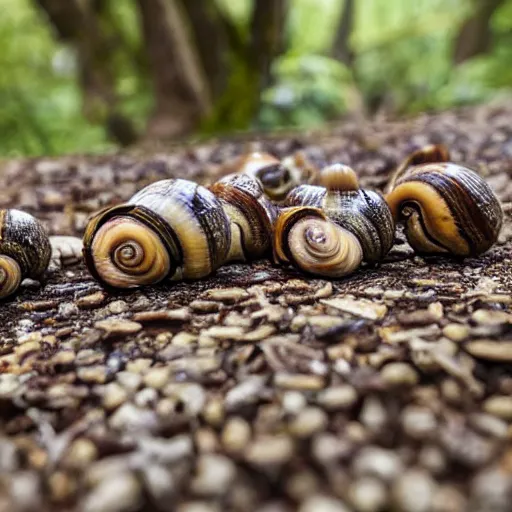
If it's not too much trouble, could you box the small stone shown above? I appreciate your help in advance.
[163,383,205,415]
[241,324,276,341]
[360,396,387,433]
[142,465,175,503]
[63,439,98,469]
[299,495,350,512]
[322,297,387,320]
[469,413,508,439]
[191,454,236,496]
[102,382,129,410]
[201,325,245,340]
[288,407,328,438]
[95,318,142,338]
[466,340,512,361]
[380,325,441,344]
[133,308,191,323]
[116,371,142,391]
[314,282,333,298]
[443,323,470,342]
[353,446,403,481]
[483,395,512,420]
[432,485,467,512]
[392,468,436,512]
[222,417,251,454]
[144,366,171,389]
[15,340,41,359]
[58,302,79,318]
[109,403,157,431]
[380,362,419,387]
[402,406,437,439]
[138,435,193,464]
[125,358,152,373]
[317,385,358,411]
[204,287,249,303]
[471,309,512,326]
[349,477,388,512]
[77,291,106,309]
[83,472,142,512]
[77,366,107,384]
[172,332,198,346]
[225,376,266,410]
[190,300,220,313]
[48,471,76,503]
[274,373,325,391]
[245,435,294,467]
[108,300,129,314]
[282,391,307,414]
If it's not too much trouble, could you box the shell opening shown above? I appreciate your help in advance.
[0,255,22,299]
[91,217,171,288]
[287,216,363,278]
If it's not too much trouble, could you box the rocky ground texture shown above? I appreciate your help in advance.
[1,104,512,511]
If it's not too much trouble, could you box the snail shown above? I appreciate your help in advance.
[274,164,395,277]
[83,174,276,289]
[0,209,51,299]
[385,145,503,257]
[225,151,316,201]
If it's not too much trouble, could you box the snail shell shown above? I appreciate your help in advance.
[285,164,395,264]
[83,175,276,289]
[273,206,363,278]
[0,209,51,299]
[230,151,316,201]
[386,159,503,257]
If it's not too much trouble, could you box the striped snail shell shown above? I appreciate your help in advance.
[230,151,316,201]
[0,209,51,299]
[284,164,395,265]
[386,145,503,257]
[273,206,363,278]
[83,175,276,289]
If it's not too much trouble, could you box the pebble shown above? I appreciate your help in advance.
[142,464,175,503]
[190,300,220,313]
[349,476,388,512]
[63,439,98,469]
[299,495,351,512]
[274,373,325,391]
[442,323,470,342]
[83,472,142,512]
[143,366,171,390]
[360,396,387,433]
[322,297,388,320]
[288,407,328,438]
[380,362,419,387]
[116,371,142,391]
[225,376,266,409]
[77,366,107,384]
[469,413,508,439]
[471,309,512,326]
[109,403,158,431]
[483,395,512,420]
[132,308,191,323]
[171,332,198,346]
[76,291,106,309]
[202,326,246,340]
[163,383,205,415]
[401,405,437,439]
[352,446,404,481]
[465,340,512,361]
[222,417,252,454]
[138,435,193,464]
[108,300,129,314]
[317,385,358,410]
[392,468,436,512]
[245,435,294,467]
[58,301,79,318]
[8,471,41,511]
[102,382,129,410]
[95,318,143,338]
[282,391,307,414]
[203,287,249,303]
[191,454,236,496]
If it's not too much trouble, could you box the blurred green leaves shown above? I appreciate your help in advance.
[1,0,512,158]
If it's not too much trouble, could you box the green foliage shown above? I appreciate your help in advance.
[1,0,512,157]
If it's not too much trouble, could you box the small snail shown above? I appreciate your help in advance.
[386,145,503,257]
[0,209,51,299]
[274,164,395,277]
[83,174,276,289]
[226,151,316,201]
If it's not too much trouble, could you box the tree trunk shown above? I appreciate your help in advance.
[33,0,138,146]
[453,0,505,64]
[332,0,355,67]
[136,0,211,140]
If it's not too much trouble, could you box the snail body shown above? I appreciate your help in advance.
[227,151,316,201]
[386,146,503,257]
[0,209,51,299]
[83,174,276,289]
[274,164,395,277]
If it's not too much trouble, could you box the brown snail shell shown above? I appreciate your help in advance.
[229,151,316,201]
[386,145,503,257]
[284,164,395,265]
[0,209,51,299]
[83,175,276,289]
[273,206,363,278]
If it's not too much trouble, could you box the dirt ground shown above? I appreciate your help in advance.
[1,104,512,511]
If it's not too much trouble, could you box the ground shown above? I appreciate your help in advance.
[1,104,512,512]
